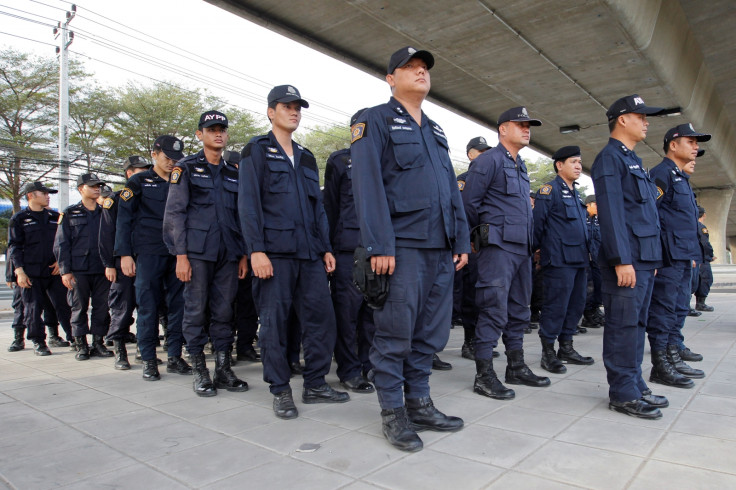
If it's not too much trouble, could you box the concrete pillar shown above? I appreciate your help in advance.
[727,237,736,265]
[696,188,734,265]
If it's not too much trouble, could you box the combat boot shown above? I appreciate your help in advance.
[650,350,694,388]
[142,359,160,381]
[191,352,217,397]
[381,406,423,452]
[166,356,192,375]
[8,328,25,352]
[406,397,463,432]
[505,349,551,387]
[47,325,70,347]
[74,336,90,360]
[461,338,475,360]
[695,297,714,312]
[90,335,114,357]
[213,350,248,392]
[33,340,52,356]
[667,344,704,378]
[558,339,594,365]
[540,339,566,373]
[113,339,130,370]
[474,358,515,399]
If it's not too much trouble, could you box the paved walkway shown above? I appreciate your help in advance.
[1,289,735,489]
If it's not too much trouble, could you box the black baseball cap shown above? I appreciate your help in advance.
[606,94,664,121]
[584,195,596,205]
[198,110,229,129]
[123,155,152,171]
[663,123,711,147]
[20,181,58,195]
[466,136,491,153]
[267,85,309,108]
[698,206,705,218]
[387,46,434,74]
[153,135,185,162]
[77,173,105,187]
[498,106,542,126]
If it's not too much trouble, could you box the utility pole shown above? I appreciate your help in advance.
[54,5,76,210]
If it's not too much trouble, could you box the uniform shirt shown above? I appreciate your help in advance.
[322,148,360,252]
[115,169,170,257]
[54,202,105,275]
[591,138,662,270]
[350,97,470,256]
[650,158,699,263]
[8,207,60,278]
[532,175,589,267]
[461,143,533,256]
[99,191,120,268]
[698,221,714,263]
[586,213,601,261]
[238,132,331,261]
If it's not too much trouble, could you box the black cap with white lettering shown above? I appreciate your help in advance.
[198,110,228,129]
[606,94,664,121]
[497,106,542,126]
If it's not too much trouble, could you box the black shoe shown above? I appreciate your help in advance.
[273,390,298,419]
[124,332,137,343]
[90,335,114,358]
[679,347,703,362]
[290,361,304,377]
[609,399,662,419]
[167,356,193,375]
[8,328,25,352]
[582,309,604,328]
[236,346,261,362]
[576,326,587,334]
[667,345,705,379]
[431,353,452,371]
[47,336,70,348]
[191,352,217,397]
[650,350,694,388]
[474,358,515,400]
[695,299,714,312]
[641,389,669,408]
[505,349,551,387]
[381,407,423,452]
[341,375,374,393]
[540,340,566,374]
[113,340,130,370]
[406,397,463,432]
[142,360,161,381]
[493,350,500,358]
[74,336,90,361]
[106,338,114,347]
[530,311,541,323]
[302,383,350,404]
[461,340,476,360]
[213,351,248,392]
[524,325,533,334]
[451,317,463,328]
[687,308,702,317]
[557,340,594,365]
[33,340,52,356]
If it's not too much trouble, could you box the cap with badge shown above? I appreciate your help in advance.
[123,155,152,171]
[77,173,106,187]
[387,46,434,74]
[606,94,664,121]
[198,110,228,129]
[466,136,491,153]
[267,85,309,108]
[497,106,542,126]
[20,181,58,195]
[153,135,185,162]
[551,145,581,173]
[663,123,711,147]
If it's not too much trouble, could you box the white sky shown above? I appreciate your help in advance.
[1,0,592,208]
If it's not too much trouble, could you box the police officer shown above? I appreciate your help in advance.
[533,146,594,374]
[694,206,715,312]
[351,47,468,452]
[591,94,668,419]
[55,173,114,360]
[163,111,248,397]
[646,123,710,387]
[6,252,26,352]
[239,85,348,420]
[100,157,151,370]
[8,183,73,355]
[118,137,192,381]
[582,195,605,328]
[462,106,550,402]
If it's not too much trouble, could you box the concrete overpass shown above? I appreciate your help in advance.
[207,0,736,264]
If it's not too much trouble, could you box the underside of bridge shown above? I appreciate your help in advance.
[207,0,736,262]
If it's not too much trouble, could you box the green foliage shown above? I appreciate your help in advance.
[223,107,269,152]
[525,156,557,192]
[298,124,351,184]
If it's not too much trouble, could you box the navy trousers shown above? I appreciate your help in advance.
[646,260,690,352]
[69,273,111,337]
[539,266,587,343]
[21,275,71,342]
[106,259,136,340]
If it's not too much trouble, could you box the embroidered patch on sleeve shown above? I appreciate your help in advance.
[656,186,664,200]
[102,197,114,209]
[702,227,708,234]
[351,123,366,144]
[539,184,552,195]
[458,180,465,191]
[57,212,64,225]
[120,188,133,201]
[170,167,182,184]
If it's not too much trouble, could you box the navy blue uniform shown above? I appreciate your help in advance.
[455,170,479,343]
[163,150,245,355]
[591,138,662,403]
[585,213,603,311]
[8,207,72,343]
[99,191,136,341]
[647,158,700,351]
[323,148,374,380]
[117,168,184,361]
[54,202,110,337]
[532,176,590,343]
[695,221,714,298]
[351,98,470,409]
[461,144,533,360]
[239,132,335,395]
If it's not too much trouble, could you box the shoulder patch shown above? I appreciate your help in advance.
[702,227,708,234]
[120,187,134,201]
[57,212,64,225]
[170,167,182,184]
[656,186,664,200]
[539,184,552,195]
[102,197,114,209]
[351,123,366,144]
[458,180,465,191]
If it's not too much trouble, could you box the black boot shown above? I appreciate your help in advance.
[581,309,602,328]
[33,340,52,356]
[461,338,475,360]
[540,340,566,373]
[679,347,703,362]
[474,358,515,399]
[8,328,25,352]
[667,344,704,379]
[695,297,714,312]
[191,352,217,397]
[273,389,298,419]
[167,356,192,375]
[381,407,423,452]
[74,336,90,360]
[431,353,452,370]
[47,325,70,347]
[641,389,669,408]
[650,350,694,388]
[213,351,248,392]
[142,359,161,381]
[558,340,594,365]
[406,397,463,432]
[113,339,130,370]
[505,349,551,387]
[90,335,114,357]
[135,346,162,365]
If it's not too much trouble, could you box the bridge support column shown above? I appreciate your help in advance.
[697,188,734,264]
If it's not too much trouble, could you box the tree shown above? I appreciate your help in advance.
[298,124,351,183]
[69,84,120,175]
[525,156,557,193]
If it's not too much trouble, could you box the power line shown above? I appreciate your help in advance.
[0,31,56,47]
